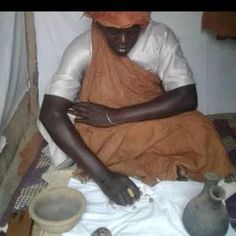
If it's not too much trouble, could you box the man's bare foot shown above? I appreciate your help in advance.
[224,170,236,183]
[176,165,188,181]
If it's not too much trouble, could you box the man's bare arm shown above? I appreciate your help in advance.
[39,95,140,205]
[69,84,197,126]
[112,84,197,124]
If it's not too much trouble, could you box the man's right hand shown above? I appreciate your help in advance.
[96,171,140,206]
[40,95,140,206]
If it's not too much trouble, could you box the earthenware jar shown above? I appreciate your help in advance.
[182,173,229,236]
[201,172,220,193]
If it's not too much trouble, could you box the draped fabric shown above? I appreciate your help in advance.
[74,24,233,185]
[202,12,236,39]
[0,12,28,134]
[85,12,150,28]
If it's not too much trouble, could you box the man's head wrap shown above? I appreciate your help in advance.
[85,12,151,28]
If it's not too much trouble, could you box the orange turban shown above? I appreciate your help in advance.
[85,11,151,28]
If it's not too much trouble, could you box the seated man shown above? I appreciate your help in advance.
[38,12,233,206]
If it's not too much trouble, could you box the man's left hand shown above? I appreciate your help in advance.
[68,102,114,127]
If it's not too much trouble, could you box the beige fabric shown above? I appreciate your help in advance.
[73,24,233,185]
[42,164,76,189]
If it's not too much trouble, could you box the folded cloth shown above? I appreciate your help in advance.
[63,178,236,236]
[42,164,77,189]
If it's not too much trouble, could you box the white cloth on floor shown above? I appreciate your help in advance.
[63,178,235,236]
[218,178,236,200]
[42,164,77,189]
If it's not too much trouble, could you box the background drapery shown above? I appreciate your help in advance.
[0,12,28,134]
[202,12,236,39]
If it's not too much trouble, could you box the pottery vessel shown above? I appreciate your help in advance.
[201,172,220,193]
[182,173,229,236]
[29,187,86,234]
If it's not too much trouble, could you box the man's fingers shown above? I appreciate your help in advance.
[69,106,88,114]
[71,102,97,112]
[75,116,84,122]
[67,108,79,116]
[75,117,90,124]
[111,192,127,206]
[68,106,90,120]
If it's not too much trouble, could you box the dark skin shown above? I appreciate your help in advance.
[97,23,142,56]
[39,22,198,206]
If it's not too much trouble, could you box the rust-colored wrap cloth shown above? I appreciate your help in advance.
[85,11,150,28]
[202,12,236,39]
[74,23,233,185]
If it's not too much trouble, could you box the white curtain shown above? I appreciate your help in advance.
[0,12,28,134]
[34,12,92,103]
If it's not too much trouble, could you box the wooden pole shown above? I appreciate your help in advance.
[24,12,39,123]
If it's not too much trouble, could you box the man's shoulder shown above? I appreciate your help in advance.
[149,20,173,36]
[148,20,178,46]
[68,28,92,50]
[60,28,92,64]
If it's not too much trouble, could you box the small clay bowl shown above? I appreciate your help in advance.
[29,187,86,234]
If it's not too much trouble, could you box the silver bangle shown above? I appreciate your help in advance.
[106,109,117,126]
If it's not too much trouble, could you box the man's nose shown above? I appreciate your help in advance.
[121,33,126,44]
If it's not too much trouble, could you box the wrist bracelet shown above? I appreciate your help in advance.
[106,109,117,126]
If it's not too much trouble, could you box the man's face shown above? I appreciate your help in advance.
[98,23,142,56]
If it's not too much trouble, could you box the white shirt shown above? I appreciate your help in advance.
[45,20,195,102]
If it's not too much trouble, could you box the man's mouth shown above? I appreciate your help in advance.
[117,46,129,53]
[118,48,126,53]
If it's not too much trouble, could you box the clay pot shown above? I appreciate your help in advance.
[182,173,229,236]
[201,172,220,193]
[29,187,86,234]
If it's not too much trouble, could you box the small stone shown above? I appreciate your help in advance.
[149,197,154,203]
[92,227,112,236]
[127,188,135,198]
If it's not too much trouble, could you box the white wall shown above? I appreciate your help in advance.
[34,12,236,115]
[152,12,236,114]
[34,12,91,104]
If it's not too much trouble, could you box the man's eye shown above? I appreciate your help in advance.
[110,30,119,36]
[128,26,140,35]
[130,30,137,35]
[129,28,140,35]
